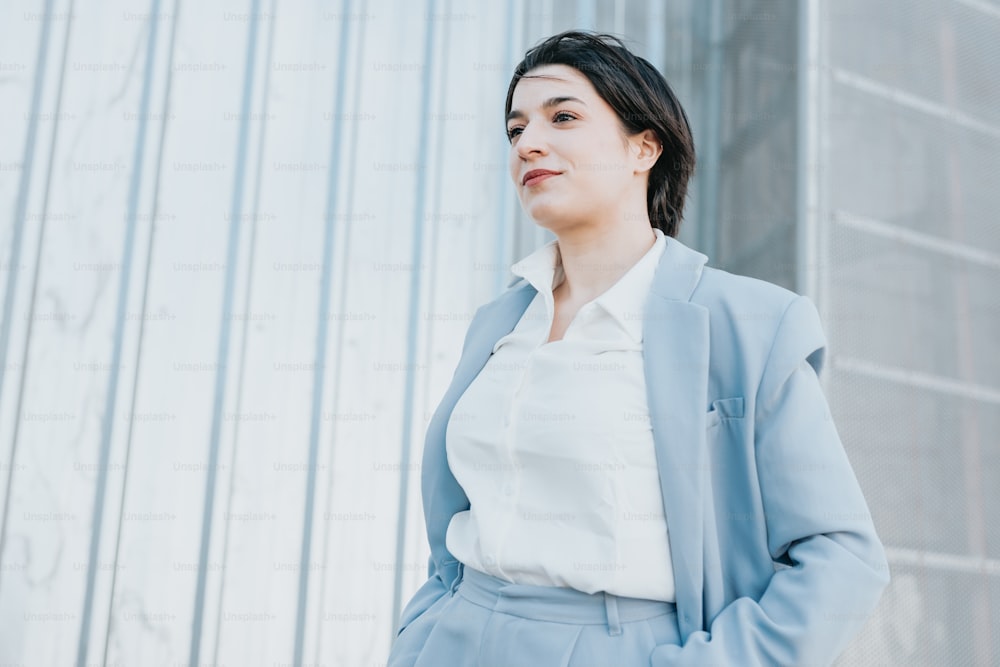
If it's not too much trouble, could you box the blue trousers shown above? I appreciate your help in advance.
[388,563,681,666]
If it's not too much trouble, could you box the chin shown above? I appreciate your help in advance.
[524,202,585,232]
[521,197,562,223]
[527,214,579,236]
[523,208,560,231]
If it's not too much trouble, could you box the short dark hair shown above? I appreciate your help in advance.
[505,30,696,238]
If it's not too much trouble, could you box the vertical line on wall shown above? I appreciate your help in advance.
[575,0,596,31]
[100,2,182,665]
[695,0,722,261]
[311,1,367,661]
[0,0,56,587]
[541,0,553,36]
[75,0,162,665]
[210,0,276,664]
[187,0,261,664]
[391,0,438,642]
[416,0,450,581]
[0,0,54,420]
[494,0,516,295]
[386,1,454,649]
[614,0,625,35]
[939,17,993,666]
[645,0,665,70]
[796,0,820,302]
[291,0,352,662]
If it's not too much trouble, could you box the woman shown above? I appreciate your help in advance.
[388,30,889,667]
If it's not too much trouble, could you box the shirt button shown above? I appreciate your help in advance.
[484,555,495,566]
[503,483,514,496]
[504,415,511,426]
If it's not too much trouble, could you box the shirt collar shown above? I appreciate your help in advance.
[509,228,667,344]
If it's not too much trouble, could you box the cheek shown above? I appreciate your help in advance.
[508,151,520,184]
[596,140,631,175]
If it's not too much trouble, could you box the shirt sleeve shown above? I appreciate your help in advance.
[650,295,891,666]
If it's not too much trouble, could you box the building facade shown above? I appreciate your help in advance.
[0,1,996,665]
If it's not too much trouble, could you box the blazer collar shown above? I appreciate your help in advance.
[648,233,709,301]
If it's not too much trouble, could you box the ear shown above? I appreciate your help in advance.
[630,129,662,175]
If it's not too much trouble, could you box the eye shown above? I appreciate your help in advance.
[506,111,577,142]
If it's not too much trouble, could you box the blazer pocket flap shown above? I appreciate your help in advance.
[706,396,745,428]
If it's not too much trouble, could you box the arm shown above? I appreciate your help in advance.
[651,295,891,666]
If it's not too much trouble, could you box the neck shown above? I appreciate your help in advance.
[552,216,657,304]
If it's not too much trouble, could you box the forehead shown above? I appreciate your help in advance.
[510,64,596,102]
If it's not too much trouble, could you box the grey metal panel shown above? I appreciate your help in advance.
[824,0,1000,664]
[712,0,800,291]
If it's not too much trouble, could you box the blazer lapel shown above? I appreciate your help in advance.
[642,236,711,638]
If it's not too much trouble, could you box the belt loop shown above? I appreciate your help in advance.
[604,592,622,636]
[449,561,464,596]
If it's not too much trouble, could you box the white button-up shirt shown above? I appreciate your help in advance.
[444,227,676,602]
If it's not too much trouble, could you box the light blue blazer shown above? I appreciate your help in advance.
[397,235,890,666]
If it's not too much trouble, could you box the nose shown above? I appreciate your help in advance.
[514,121,549,160]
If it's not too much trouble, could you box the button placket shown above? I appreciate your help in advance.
[492,337,531,580]
[502,360,524,505]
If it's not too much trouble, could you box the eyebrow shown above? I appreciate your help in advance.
[506,96,587,123]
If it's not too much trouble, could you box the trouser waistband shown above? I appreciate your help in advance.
[455,563,677,637]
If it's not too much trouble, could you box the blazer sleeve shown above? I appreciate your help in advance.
[650,295,891,667]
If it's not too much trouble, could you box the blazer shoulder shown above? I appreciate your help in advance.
[693,265,801,314]
[695,267,829,385]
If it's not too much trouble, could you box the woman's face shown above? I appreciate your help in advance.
[506,64,639,233]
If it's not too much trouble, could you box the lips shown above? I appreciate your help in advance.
[522,169,561,186]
